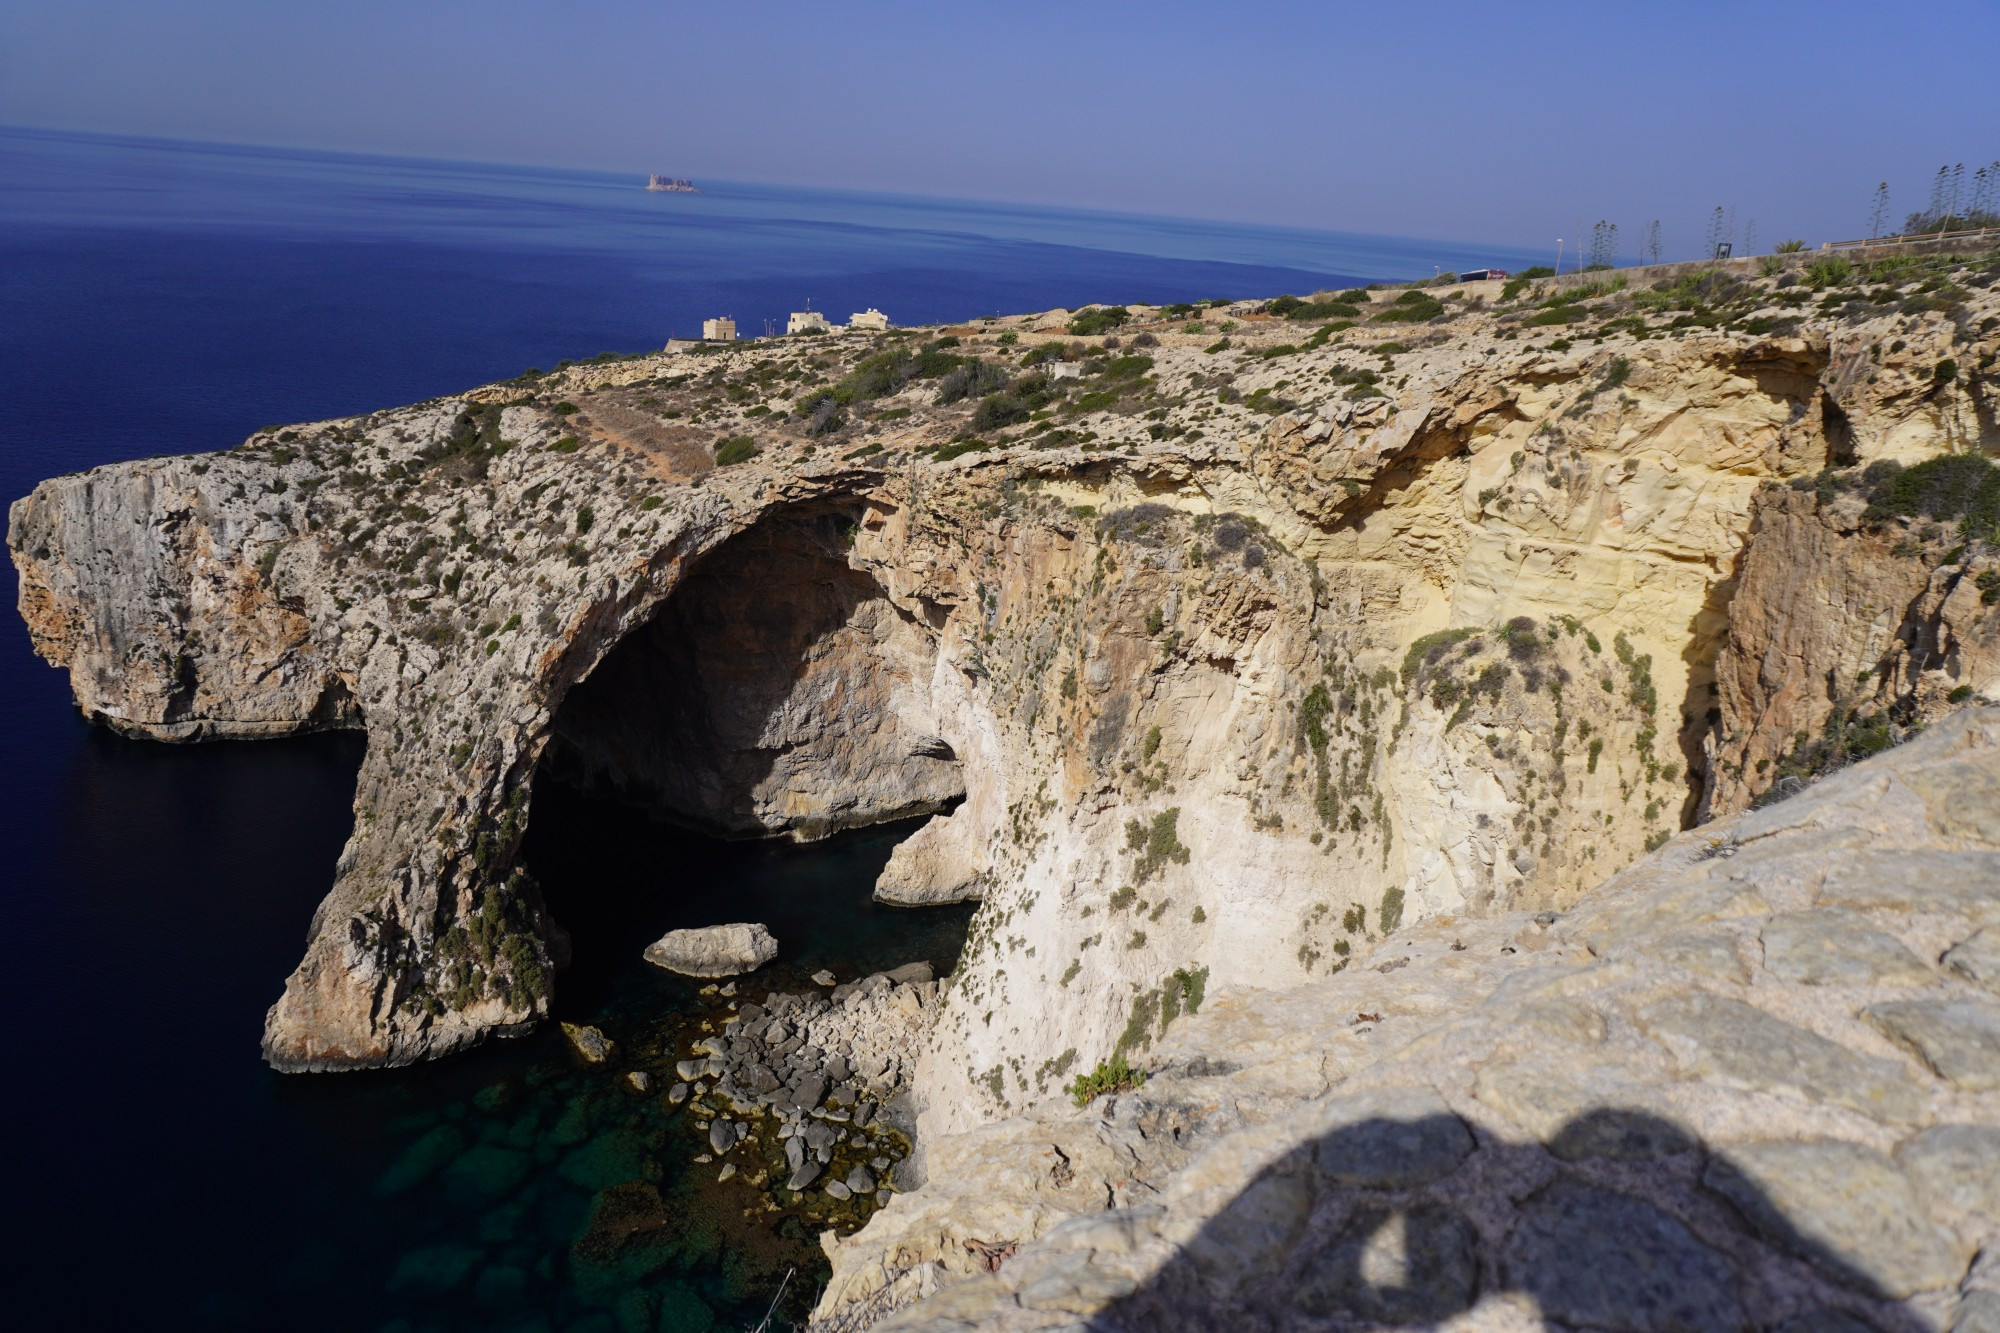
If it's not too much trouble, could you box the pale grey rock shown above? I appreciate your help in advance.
[1502,1180,1742,1331]
[812,969,837,987]
[1181,1167,1314,1285]
[623,1069,651,1093]
[1816,850,2000,924]
[826,1180,852,1201]
[1651,928,1753,984]
[642,923,778,978]
[717,1162,736,1183]
[1703,1138,1969,1299]
[846,1165,875,1194]
[1865,999,2000,1090]
[1310,1087,1474,1188]
[667,1082,689,1105]
[559,1022,614,1065]
[1635,991,1926,1123]
[1292,1203,1478,1324]
[1897,1125,2000,1220]
[1473,1059,1657,1151]
[1760,909,1933,986]
[1945,929,2000,997]
[708,1119,733,1154]
[1954,1290,2000,1333]
[787,1160,822,1191]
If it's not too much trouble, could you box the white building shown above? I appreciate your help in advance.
[1047,361,1086,380]
[701,317,736,341]
[788,309,832,335]
[848,308,890,332]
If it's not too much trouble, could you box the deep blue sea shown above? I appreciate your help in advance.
[0,126,1542,1330]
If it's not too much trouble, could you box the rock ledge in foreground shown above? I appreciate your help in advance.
[644,923,779,977]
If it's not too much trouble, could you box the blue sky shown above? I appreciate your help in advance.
[2,0,1993,253]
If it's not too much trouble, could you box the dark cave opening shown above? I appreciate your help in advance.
[527,502,973,1009]
[540,503,964,841]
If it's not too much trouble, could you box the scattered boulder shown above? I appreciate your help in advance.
[559,1022,615,1065]
[643,923,779,977]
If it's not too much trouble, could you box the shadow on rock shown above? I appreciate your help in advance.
[1093,1104,1955,1332]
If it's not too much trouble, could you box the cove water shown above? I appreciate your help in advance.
[0,126,1542,1330]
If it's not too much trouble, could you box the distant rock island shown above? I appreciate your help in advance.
[645,174,699,194]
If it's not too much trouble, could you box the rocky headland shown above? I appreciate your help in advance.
[12,241,2000,1326]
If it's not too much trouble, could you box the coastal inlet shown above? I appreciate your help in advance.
[296,798,977,1333]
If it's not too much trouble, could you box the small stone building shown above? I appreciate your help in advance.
[788,310,832,335]
[848,308,890,332]
[702,317,736,341]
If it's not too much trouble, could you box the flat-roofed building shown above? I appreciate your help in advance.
[848,308,890,332]
[702,317,736,341]
[788,309,832,335]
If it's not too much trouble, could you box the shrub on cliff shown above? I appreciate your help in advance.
[935,360,1010,405]
[1068,1053,1145,1106]
[1863,454,2000,541]
[1068,306,1129,336]
[714,436,758,465]
[1373,290,1445,323]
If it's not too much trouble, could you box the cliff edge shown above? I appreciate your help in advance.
[10,247,1999,1154]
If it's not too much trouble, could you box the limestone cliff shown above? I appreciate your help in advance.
[812,707,2000,1331]
[10,245,1998,1146]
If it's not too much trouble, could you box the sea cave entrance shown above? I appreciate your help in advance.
[526,502,973,1011]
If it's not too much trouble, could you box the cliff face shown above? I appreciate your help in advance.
[10,250,1998,1139]
[812,707,2000,1332]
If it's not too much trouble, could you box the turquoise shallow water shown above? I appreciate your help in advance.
[0,127,1539,1329]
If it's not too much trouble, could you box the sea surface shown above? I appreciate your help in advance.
[0,126,1543,1330]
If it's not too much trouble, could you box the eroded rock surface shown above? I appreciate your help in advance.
[642,923,779,977]
[813,708,2000,1331]
[9,248,1998,1151]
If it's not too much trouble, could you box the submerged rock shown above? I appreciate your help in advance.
[643,923,779,978]
[559,1022,615,1065]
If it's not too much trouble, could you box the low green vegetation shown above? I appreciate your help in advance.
[1068,1053,1145,1106]
[1067,306,1130,336]
[1373,289,1445,323]
[1126,807,1191,883]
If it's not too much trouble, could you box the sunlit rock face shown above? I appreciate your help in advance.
[10,248,1997,1130]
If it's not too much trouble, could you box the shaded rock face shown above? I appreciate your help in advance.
[1705,485,2000,817]
[544,505,962,840]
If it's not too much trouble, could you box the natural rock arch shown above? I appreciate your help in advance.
[539,501,963,843]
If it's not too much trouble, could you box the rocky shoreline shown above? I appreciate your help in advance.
[674,962,939,1202]
[10,237,2000,1326]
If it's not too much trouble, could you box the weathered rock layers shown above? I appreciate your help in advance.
[9,255,1998,1148]
[810,709,2000,1330]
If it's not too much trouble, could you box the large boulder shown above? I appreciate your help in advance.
[643,923,779,978]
